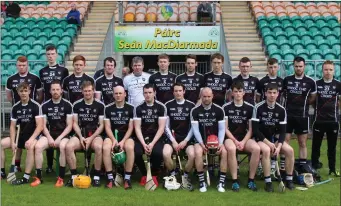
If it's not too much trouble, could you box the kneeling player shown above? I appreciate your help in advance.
[31,80,73,187]
[222,81,260,192]
[163,83,196,190]
[65,81,105,187]
[191,87,227,192]
[252,83,295,191]
[104,86,134,189]
[1,82,43,184]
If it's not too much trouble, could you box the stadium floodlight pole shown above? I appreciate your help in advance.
[212,2,216,24]
[118,1,123,24]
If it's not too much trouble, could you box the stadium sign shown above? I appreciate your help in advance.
[114,26,220,52]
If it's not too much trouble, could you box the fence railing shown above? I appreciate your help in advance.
[95,15,115,71]
[168,61,209,75]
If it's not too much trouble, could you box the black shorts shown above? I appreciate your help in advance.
[49,130,70,140]
[17,133,40,149]
[164,137,195,150]
[286,116,309,135]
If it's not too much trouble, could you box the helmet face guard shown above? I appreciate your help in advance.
[112,151,127,165]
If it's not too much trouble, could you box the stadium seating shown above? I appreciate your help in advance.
[118,1,221,22]
[1,1,90,84]
[250,1,341,79]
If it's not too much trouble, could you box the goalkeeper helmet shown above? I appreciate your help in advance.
[73,175,91,189]
[112,151,127,165]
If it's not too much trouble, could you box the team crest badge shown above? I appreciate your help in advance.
[215,79,219,83]
[275,113,279,117]
[212,112,215,116]
[222,78,226,82]
[243,111,247,115]
[142,78,145,81]
[303,83,306,86]
[154,109,158,113]
[93,109,97,113]
[196,78,199,81]
[251,81,254,84]
[125,111,129,115]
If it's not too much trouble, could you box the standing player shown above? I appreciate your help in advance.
[64,81,105,187]
[283,56,316,171]
[1,82,43,184]
[233,57,260,105]
[62,55,95,104]
[39,44,69,174]
[163,83,196,190]
[31,80,73,187]
[175,54,204,104]
[191,87,227,192]
[121,66,131,79]
[95,57,123,105]
[5,56,43,173]
[203,53,233,106]
[222,81,260,191]
[256,58,283,103]
[148,54,176,104]
[311,60,341,176]
[123,56,151,106]
[134,84,167,186]
[104,86,135,189]
[252,83,295,191]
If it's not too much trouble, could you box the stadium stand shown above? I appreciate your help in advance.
[1,1,91,83]
[250,1,341,79]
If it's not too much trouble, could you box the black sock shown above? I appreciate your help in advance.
[36,168,42,179]
[71,169,78,175]
[248,178,254,183]
[106,171,113,180]
[232,179,238,184]
[1,168,5,176]
[15,160,20,167]
[46,148,54,168]
[197,171,205,184]
[280,157,285,169]
[135,157,147,176]
[219,172,226,184]
[300,158,307,166]
[59,166,66,179]
[23,173,30,182]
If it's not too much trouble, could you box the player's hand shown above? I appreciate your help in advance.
[200,143,208,153]
[142,142,149,154]
[48,136,55,148]
[111,139,118,151]
[216,144,224,155]
[178,140,188,150]
[234,139,241,149]
[147,143,154,155]
[11,141,16,153]
[172,141,179,152]
[84,138,91,150]
[25,139,33,149]
[117,141,125,152]
[267,142,276,153]
[80,137,86,149]
[273,144,282,157]
[238,141,245,151]
[54,138,61,148]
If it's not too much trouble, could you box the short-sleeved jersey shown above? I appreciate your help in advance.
[62,73,95,104]
[252,101,287,140]
[6,72,42,105]
[73,99,105,131]
[175,72,204,103]
[233,75,260,105]
[190,103,225,139]
[134,100,167,139]
[283,75,317,117]
[39,64,69,101]
[148,72,177,104]
[203,72,233,106]
[257,75,283,103]
[314,79,341,122]
[222,101,253,141]
[95,75,123,105]
[104,102,134,140]
[41,98,73,132]
[11,99,42,136]
[94,69,104,80]
[165,99,195,141]
[123,72,151,106]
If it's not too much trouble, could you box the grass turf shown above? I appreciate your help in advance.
[1,139,340,206]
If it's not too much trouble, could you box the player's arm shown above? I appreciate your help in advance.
[151,114,167,146]
[133,106,146,145]
[62,78,70,100]
[94,79,102,101]
[251,107,267,143]
[225,116,237,142]
[55,114,73,142]
[88,114,104,142]
[190,108,204,143]
[104,119,116,145]
[6,90,13,103]
[73,114,83,140]
[242,119,253,142]
[29,114,44,141]
[217,109,226,145]
[42,115,53,140]
[164,117,176,143]
[9,119,17,148]
[308,79,317,104]
[121,119,134,143]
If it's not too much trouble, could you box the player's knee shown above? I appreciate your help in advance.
[251,145,261,155]
[65,143,74,153]
[286,146,294,157]
[298,139,306,147]
[93,143,103,153]
[261,147,270,158]
[102,144,111,153]
[187,149,195,160]
[226,144,236,154]
[195,148,203,157]
[34,143,44,153]
[124,142,134,152]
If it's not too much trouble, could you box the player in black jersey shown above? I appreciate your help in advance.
[148,54,176,104]
[39,45,69,174]
[311,61,341,176]
[191,87,227,193]
[256,58,283,103]
[64,81,105,187]
[6,56,43,105]
[62,55,95,104]
[5,56,43,173]
[1,82,43,184]
[222,81,260,192]
[104,86,134,189]
[29,80,73,187]
[134,84,167,187]
[283,57,316,170]
[95,57,123,105]
[202,53,233,106]
[175,54,204,104]
[252,83,295,191]
[94,68,104,80]
[233,57,260,105]
[163,83,195,190]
